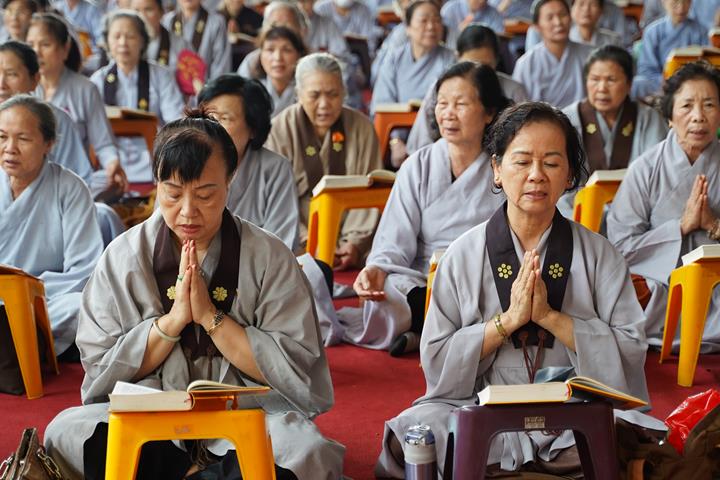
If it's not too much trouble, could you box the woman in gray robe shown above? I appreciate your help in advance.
[130,0,193,70]
[198,73,299,251]
[0,95,103,357]
[406,23,528,155]
[350,62,510,356]
[43,110,344,479]
[376,102,649,477]
[607,61,720,353]
[27,13,127,195]
[90,11,185,184]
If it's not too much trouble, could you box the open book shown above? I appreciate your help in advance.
[586,169,626,186]
[667,45,720,59]
[477,376,647,410]
[312,169,396,196]
[682,244,720,266]
[374,100,422,113]
[105,106,157,120]
[108,380,270,412]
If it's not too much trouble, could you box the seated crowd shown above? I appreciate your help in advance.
[1,0,720,477]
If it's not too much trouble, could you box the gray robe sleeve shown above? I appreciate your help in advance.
[49,108,93,185]
[258,151,300,252]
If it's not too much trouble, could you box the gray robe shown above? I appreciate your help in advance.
[43,211,344,479]
[512,41,593,108]
[48,103,93,185]
[607,131,720,352]
[34,68,120,169]
[90,61,185,183]
[259,77,297,118]
[227,146,299,251]
[343,140,504,349]
[557,100,669,219]
[0,162,103,354]
[147,27,193,70]
[406,72,528,155]
[376,218,649,477]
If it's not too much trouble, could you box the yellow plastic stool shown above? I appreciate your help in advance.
[659,260,720,387]
[306,186,392,266]
[0,273,59,399]
[106,406,276,480]
[572,181,621,233]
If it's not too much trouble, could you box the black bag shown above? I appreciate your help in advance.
[0,428,65,480]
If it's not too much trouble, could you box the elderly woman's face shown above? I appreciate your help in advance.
[586,60,630,116]
[0,51,38,102]
[157,147,230,246]
[26,24,69,76]
[0,105,52,184]
[3,0,33,41]
[536,0,570,44]
[131,0,162,30]
[205,94,252,157]
[571,0,602,29]
[298,71,344,134]
[671,78,720,159]
[493,121,572,218]
[260,37,300,84]
[406,3,442,52]
[435,76,493,147]
[108,17,144,68]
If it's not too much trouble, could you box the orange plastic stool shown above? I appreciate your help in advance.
[0,273,59,399]
[306,186,392,266]
[373,111,417,162]
[659,260,720,387]
[106,406,276,480]
[572,181,621,233]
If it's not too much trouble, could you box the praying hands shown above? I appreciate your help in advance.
[681,174,717,236]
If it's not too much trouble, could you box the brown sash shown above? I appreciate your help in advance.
[578,97,638,173]
[486,203,574,382]
[103,60,150,111]
[297,107,347,191]
[152,209,240,360]
[156,26,171,66]
[173,7,208,52]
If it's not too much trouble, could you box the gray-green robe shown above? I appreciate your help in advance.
[43,211,344,479]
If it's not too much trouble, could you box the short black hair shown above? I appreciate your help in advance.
[486,102,587,192]
[153,108,239,182]
[583,45,634,84]
[456,23,500,60]
[197,74,273,150]
[29,13,82,72]
[531,0,570,24]
[434,61,511,142]
[404,0,440,26]
[0,40,39,76]
[661,61,720,120]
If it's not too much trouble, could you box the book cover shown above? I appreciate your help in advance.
[585,169,626,186]
[311,170,396,196]
[681,244,720,266]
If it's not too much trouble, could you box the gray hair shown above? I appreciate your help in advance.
[262,0,308,32]
[101,9,150,58]
[0,94,56,143]
[295,52,345,92]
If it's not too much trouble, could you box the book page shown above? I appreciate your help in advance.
[111,381,162,395]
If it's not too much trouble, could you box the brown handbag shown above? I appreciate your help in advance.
[0,428,64,480]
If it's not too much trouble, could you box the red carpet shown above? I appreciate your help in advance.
[1,349,719,478]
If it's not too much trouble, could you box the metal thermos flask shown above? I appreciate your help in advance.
[404,424,437,480]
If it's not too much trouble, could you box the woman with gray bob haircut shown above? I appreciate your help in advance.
[266,51,382,272]
[0,94,103,361]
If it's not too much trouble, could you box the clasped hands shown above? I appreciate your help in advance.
[501,250,555,334]
[167,239,216,332]
[681,174,717,236]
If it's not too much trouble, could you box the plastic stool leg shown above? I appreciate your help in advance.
[660,276,683,363]
[677,274,713,386]
[3,283,44,399]
[106,414,145,480]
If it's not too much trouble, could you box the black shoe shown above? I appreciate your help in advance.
[389,332,420,357]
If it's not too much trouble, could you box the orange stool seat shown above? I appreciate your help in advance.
[374,111,418,162]
[0,273,59,399]
[659,260,720,386]
[572,181,621,233]
[306,186,392,266]
[106,406,276,480]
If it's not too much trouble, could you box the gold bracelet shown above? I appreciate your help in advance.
[153,318,181,343]
[206,309,225,336]
[493,314,509,344]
